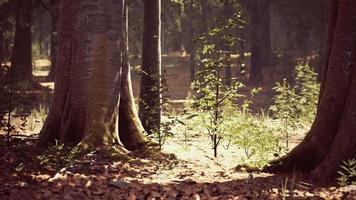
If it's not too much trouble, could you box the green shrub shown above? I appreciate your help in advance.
[337,159,356,186]
[270,63,320,149]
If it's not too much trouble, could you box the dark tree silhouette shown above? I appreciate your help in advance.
[11,0,32,83]
[265,0,356,180]
[139,0,162,135]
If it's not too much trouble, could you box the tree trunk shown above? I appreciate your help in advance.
[38,0,127,153]
[0,31,3,65]
[47,1,60,81]
[249,0,271,85]
[316,1,329,82]
[265,0,356,181]
[119,2,148,151]
[139,0,162,135]
[223,0,233,86]
[11,0,32,83]
[182,1,196,82]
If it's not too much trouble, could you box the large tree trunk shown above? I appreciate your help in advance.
[139,0,162,135]
[248,0,271,86]
[265,0,356,180]
[11,0,32,83]
[38,0,123,153]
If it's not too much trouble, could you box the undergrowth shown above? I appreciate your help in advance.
[174,63,320,169]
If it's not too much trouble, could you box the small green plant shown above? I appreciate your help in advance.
[270,78,300,150]
[36,140,81,170]
[224,90,281,168]
[295,63,319,123]
[337,159,356,186]
[270,63,320,150]
[190,43,243,157]
[143,71,176,150]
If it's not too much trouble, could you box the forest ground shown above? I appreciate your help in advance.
[1,58,356,199]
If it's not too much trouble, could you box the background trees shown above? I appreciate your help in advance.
[11,0,32,83]
[1,0,349,184]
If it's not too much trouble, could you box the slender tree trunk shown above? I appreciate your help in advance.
[249,0,271,85]
[0,31,3,65]
[223,0,234,86]
[11,0,32,83]
[119,2,148,151]
[182,1,196,82]
[38,0,126,153]
[139,0,162,135]
[265,0,356,180]
[47,1,59,81]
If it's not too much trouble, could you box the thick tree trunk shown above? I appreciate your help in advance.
[265,0,356,180]
[249,0,271,85]
[139,0,162,135]
[119,3,147,151]
[38,0,126,153]
[11,0,32,83]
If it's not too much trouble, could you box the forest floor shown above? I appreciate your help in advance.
[1,59,356,199]
[1,105,356,199]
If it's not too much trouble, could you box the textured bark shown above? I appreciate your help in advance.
[265,0,356,180]
[11,0,32,83]
[248,0,271,85]
[119,3,148,151]
[39,0,125,152]
[139,0,162,135]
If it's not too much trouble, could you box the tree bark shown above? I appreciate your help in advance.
[119,2,148,151]
[11,0,32,83]
[139,0,162,135]
[0,31,3,65]
[38,0,126,153]
[47,0,60,81]
[248,0,271,86]
[265,0,356,180]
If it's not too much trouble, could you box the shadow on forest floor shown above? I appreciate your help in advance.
[0,136,355,200]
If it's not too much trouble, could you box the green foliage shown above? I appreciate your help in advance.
[190,41,244,157]
[337,159,356,186]
[222,90,281,168]
[269,79,300,149]
[270,63,320,149]
[142,71,175,150]
[36,141,81,170]
[179,63,319,168]
[295,63,320,123]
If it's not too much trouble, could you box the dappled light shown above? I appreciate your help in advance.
[1,0,356,199]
